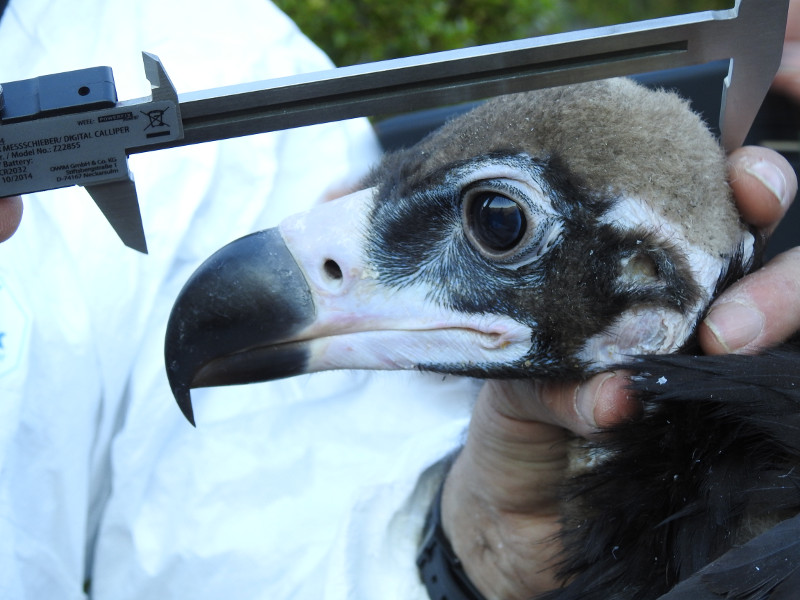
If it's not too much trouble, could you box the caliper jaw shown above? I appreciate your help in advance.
[84,54,182,254]
[0,0,788,254]
[85,173,148,253]
[0,53,184,253]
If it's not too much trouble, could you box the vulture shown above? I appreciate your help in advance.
[164,78,800,599]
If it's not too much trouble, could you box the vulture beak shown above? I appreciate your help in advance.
[164,187,532,425]
[164,226,316,426]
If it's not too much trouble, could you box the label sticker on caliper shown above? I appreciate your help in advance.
[0,99,181,195]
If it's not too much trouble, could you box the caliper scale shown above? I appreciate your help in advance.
[0,54,181,252]
[0,0,789,254]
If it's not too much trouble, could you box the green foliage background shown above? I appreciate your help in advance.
[276,0,731,67]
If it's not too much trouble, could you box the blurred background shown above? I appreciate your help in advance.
[276,1,730,67]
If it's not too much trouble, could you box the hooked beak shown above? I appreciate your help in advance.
[165,188,530,425]
[164,227,316,425]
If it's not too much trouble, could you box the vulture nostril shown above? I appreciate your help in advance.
[323,259,343,282]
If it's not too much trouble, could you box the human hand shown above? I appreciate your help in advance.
[0,196,23,243]
[439,145,798,600]
[700,146,800,354]
[773,0,800,100]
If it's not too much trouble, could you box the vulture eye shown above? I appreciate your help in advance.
[465,191,527,255]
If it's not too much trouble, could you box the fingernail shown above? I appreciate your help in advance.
[574,372,617,430]
[703,301,765,352]
[744,160,789,207]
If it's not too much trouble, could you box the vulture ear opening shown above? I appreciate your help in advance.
[619,252,660,285]
[580,306,696,368]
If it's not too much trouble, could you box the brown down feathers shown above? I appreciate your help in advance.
[380,78,742,258]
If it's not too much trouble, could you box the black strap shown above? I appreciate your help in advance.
[0,0,8,21]
[417,485,489,600]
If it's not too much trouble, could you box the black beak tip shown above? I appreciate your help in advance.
[175,389,197,427]
[166,336,198,426]
[163,228,317,427]
[167,364,197,426]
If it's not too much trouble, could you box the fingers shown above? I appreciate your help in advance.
[771,0,800,101]
[698,147,800,354]
[0,196,23,243]
[773,42,800,101]
[482,147,798,438]
[727,146,796,231]
[575,372,640,432]
[483,374,640,438]
[523,149,799,435]
[699,247,800,354]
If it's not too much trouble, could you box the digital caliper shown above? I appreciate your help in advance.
[0,0,788,253]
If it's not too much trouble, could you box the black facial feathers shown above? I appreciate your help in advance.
[364,150,705,379]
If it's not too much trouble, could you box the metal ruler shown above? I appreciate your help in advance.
[0,0,788,252]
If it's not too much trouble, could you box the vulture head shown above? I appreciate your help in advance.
[165,78,754,422]
[166,79,800,599]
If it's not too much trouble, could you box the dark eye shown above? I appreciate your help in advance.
[468,192,527,253]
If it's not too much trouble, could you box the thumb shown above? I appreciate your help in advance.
[0,196,23,243]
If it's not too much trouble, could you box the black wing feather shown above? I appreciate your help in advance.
[539,343,800,600]
[656,513,800,600]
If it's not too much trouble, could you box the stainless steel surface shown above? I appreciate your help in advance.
[1,0,787,252]
[86,175,148,253]
[134,0,787,155]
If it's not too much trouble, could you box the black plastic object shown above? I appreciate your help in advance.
[417,485,488,600]
[0,66,117,122]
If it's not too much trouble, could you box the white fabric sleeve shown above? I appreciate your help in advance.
[0,1,477,599]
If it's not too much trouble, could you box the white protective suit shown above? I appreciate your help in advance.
[0,1,476,598]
